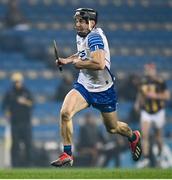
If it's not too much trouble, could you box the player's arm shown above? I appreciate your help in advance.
[134,92,143,112]
[73,49,106,70]
[156,80,170,100]
[146,80,171,100]
[57,51,106,70]
[73,33,106,70]
[17,91,33,107]
[155,89,170,100]
[57,53,79,65]
[18,97,33,107]
[146,90,170,100]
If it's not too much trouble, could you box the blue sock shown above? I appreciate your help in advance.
[64,145,72,156]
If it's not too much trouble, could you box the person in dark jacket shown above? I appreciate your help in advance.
[2,72,33,167]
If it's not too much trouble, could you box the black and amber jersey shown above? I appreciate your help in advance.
[139,76,167,114]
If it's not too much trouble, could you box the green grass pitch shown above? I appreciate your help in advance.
[0,168,172,179]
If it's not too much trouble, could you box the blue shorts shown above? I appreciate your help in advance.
[73,82,117,112]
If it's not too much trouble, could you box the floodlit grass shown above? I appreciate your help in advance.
[0,168,172,179]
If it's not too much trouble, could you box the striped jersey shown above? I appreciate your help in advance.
[76,27,114,92]
[140,76,167,114]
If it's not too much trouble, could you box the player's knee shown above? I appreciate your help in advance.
[60,109,72,121]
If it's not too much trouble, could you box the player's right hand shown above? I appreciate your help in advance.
[56,58,73,65]
[56,58,64,66]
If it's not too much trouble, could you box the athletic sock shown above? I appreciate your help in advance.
[64,145,72,156]
[128,132,137,142]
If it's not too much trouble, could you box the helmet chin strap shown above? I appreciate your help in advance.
[89,20,96,31]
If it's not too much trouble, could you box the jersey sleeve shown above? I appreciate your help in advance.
[88,33,104,52]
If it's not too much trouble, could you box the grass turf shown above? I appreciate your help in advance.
[0,168,172,179]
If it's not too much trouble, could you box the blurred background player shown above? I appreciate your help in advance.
[51,8,142,167]
[135,63,170,167]
[2,72,33,167]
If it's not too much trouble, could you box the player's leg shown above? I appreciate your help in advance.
[141,120,151,159]
[101,111,132,137]
[154,109,165,157]
[60,89,89,145]
[155,128,163,156]
[136,110,151,168]
[51,89,89,167]
[101,111,142,161]
[11,126,20,167]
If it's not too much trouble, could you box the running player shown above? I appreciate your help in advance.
[135,63,170,167]
[51,8,142,167]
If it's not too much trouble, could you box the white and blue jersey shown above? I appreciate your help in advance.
[74,27,117,112]
[76,27,114,92]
